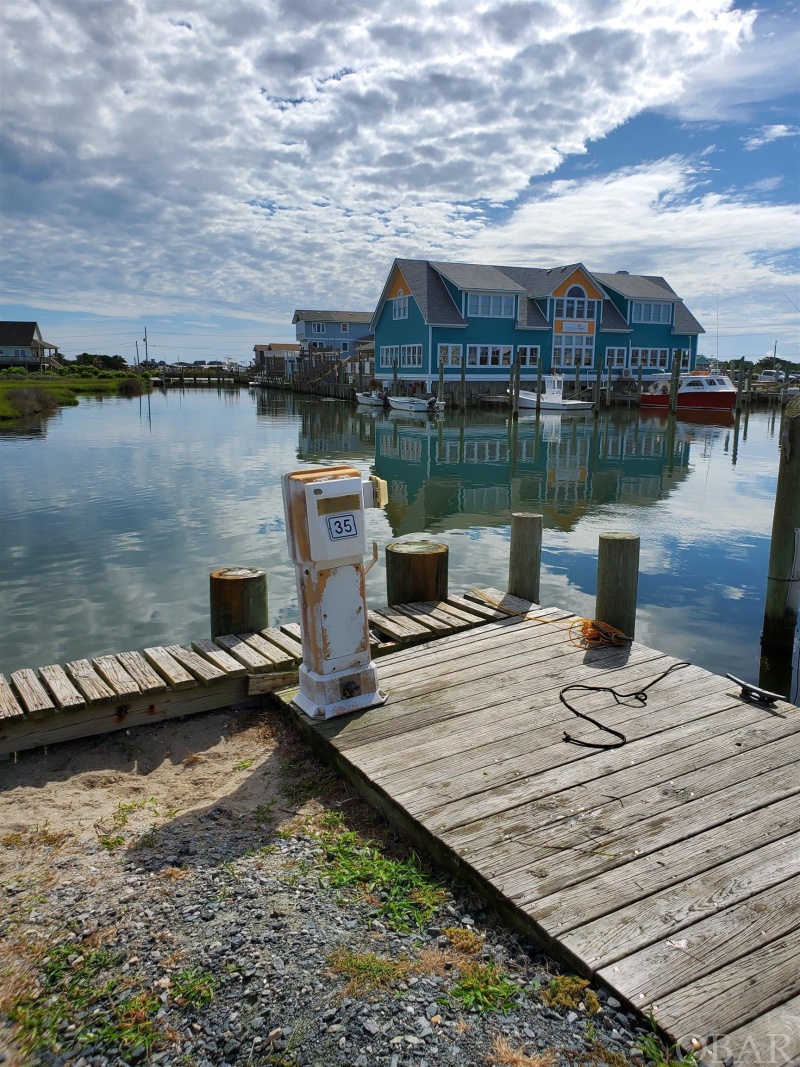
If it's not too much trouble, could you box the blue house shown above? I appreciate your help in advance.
[292,310,373,358]
[370,260,704,391]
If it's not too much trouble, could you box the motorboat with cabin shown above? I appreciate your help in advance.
[640,372,736,412]
[387,394,445,414]
[514,375,593,412]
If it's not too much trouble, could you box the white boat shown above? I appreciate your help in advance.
[640,372,736,412]
[513,376,593,411]
[356,390,387,406]
[387,394,444,413]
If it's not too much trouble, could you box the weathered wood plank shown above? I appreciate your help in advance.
[92,655,141,700]
[10,669,56,718]
[280,622,303,643]
[190,639,248,678]
[213,634,273,674]
[164,645,227,685]
[115,651,169,695]
[532,792,800,934]
[0,674,26,721]
[39,664,85,711]
[720,992,800,1067]
[594,871,800,1005]
[417,599,486,626]
[0,676,255,756]
[651,923,800,1043]
[446,593,509,621]
[247,671,300,696]
[393,603,454,634]
[142,647,196,690]
[261,627,304,662]
[368,607,431,642]
[242,633,294,670]
[65,660,116,704]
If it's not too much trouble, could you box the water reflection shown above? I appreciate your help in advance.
[0,389,796,703]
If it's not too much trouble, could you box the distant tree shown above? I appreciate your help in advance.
[73,352,128,370]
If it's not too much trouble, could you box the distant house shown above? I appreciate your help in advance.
[0,321,61,371]
[253,342,302,375]
[370,259,704,390]
[291,310,373,357]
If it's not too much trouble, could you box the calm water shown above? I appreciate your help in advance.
[1,387,797,700]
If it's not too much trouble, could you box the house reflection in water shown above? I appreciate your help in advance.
[287,398,733,539]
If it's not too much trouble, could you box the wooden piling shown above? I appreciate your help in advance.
[438,351,445,403]
[386,541,448,605]
[460,353,467,411]
[536,359,543,413]
[762,396,800,653]
[508,513,542,605]
[669,355,681,414]
[210,567,268,640]
[595,532,639,638]
[735,358,745,412]
[512,359,521,419]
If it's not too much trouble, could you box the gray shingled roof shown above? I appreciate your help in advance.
[395,259,465,326]
[0,321,39,346]
[429,261,527,293]
[594,273,680,301]
[292,310,372,324]
[673,303,705,335]
[517,299,550,329]
[598,300,631,333]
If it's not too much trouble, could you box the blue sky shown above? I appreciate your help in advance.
[1,0,798,364]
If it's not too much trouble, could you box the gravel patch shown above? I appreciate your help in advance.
[1,705,659,1067]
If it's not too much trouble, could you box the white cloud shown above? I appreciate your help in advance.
[742,123,800,150]
[0,0,796,360]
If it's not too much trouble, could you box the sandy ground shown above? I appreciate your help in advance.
[0,706,285,844]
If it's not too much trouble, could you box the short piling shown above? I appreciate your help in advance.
[386,541,449,605]
[509,513,543,605]
[595,532,640,638]
[210,566,268,639]
[762,396,800,654]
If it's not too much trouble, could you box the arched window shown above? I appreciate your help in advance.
[555,284,594,320]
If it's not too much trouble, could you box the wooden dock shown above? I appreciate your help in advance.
[282,589,800,1067]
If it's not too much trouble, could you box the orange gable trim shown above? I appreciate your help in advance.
[387,267,411,300]
[552,267,603,300]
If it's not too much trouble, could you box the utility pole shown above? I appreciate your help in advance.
[143,327,149,367]
[135,340,140,369]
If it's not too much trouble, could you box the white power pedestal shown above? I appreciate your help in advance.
[282,465,389,719]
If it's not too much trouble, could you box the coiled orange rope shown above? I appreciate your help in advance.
[469,589,631,649]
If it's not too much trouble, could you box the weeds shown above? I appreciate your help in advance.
[1,823,70,850]
[314,823,446,931]
[171,967,217,1010]
[635,1016,698,1066]
[443,925,484,954]
[449,961,520,1016]
[487,1035,556,1065]
[233,759,254,771]
[255,799,276,822]
[7,943,162,1055]
[541,975,600,1014]
[97,833,125,852]
[327,946,411,997]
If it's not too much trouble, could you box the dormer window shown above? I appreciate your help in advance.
[393,291,408,320]
[631,301,672,324]
[467,293,515,317]
[554,286,595,320]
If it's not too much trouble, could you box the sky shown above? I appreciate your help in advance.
[1,0,799,365]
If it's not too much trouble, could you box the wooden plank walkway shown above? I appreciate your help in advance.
[282,588,800,1067]
[0,600,490,756]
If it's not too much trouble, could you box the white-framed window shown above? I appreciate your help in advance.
[516,346,539,367]
[553,335,595,368]
[380,345,399,368]
[340,341,348,352]
[393,292,408,320]
[311,340,325,349]
[466,344,513,367]
[311,321,326,334]
[631,302,672,324]
[677,349,690,370]
[400,344,423,367]
[341,322,348,333]
[630,348,668,369]
[437,343,462,367]
[605,347,627,368]
[467,293,516,318]
[554,286,596,321]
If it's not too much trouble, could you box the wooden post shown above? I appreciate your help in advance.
[735,358,745,412]
[509,513,542,604]
[536,358,543,413]
[669,354,680,414]
[210,567,268,639]
[746,363,754,406]
[460,352,466,410]
[512,358,521,419]
[606,365,612,407]
[438,349,445,403]
[574,363,580,397]
[386,541,448,605]
[761,396,800,653]
[594,368,601,418]
[508,358,515,412]
[637,363,643,402]
[595,532,639,638]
